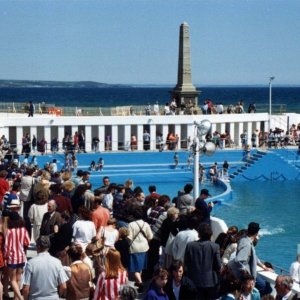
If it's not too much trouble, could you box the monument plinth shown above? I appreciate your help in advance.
[171,22,200,107]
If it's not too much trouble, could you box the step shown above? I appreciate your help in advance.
[257,151,268,155]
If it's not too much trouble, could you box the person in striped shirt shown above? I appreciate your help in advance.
[4,210,30,300]
[93,248,128,300]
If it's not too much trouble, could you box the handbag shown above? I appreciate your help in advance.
[86,235,105,257]
[164,232,175,256]
[26,178,35,203]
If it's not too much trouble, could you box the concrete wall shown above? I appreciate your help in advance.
[0,112,298,152]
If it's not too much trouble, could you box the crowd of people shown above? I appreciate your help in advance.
[141,99,259,117]
[200,122,300,151]
[201,100,257,115]
[0,146,299,300]
[141,98,196,116]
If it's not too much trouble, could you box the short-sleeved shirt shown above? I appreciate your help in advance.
[72,220,96,251]
[23,252,68,300]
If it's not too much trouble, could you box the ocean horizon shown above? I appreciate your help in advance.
[1,86,300,113]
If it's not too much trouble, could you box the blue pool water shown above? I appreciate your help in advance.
[33,149,300,271]
[214,181,300,271]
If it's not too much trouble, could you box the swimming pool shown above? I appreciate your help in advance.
[30,149,300,270]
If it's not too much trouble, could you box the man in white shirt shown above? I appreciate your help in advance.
[153,101,160,115]
[216,103,224,114]
[170,98,177,115]
[172,216,199,262]
[22,236,68,300]
[289,254,300,283]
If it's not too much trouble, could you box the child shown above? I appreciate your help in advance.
[173,152,179,168]
[144,268,169,300]
[90,160,96,171]
[187,154,193,169]
[72,154,78,171]
[98,157,104,171]
[99,218,119,248]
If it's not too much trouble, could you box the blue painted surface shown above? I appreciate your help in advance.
[230,149,300,181]
[35,149,245,169]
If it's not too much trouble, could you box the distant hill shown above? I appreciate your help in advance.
[0,80,130,88]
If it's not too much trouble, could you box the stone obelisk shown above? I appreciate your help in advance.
[172,22,200,106]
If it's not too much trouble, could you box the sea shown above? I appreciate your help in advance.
[1,86,300,113]
[1,86,300,271]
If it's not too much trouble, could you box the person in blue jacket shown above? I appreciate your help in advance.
[144,268,169,300]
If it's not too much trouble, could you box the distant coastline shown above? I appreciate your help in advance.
[0,79,130,88]
[1,80,300,89]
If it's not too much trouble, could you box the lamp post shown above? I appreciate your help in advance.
[269,76,275,131]
[193,120,216,199]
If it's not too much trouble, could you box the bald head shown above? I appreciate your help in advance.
[47,200,57,213]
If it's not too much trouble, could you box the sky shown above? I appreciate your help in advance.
[1,0,300,85]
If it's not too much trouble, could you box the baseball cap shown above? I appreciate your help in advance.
[200,189,211,196]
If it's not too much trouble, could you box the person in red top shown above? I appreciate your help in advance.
[49,183,73,214]
[4,210,30,300]
[144,185,160,209]
[93,248,127,300]
[73,131,79,151]
[0,170,10,204]
[92,198,110,233]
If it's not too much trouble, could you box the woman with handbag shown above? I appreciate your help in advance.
[127,205,153,293]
